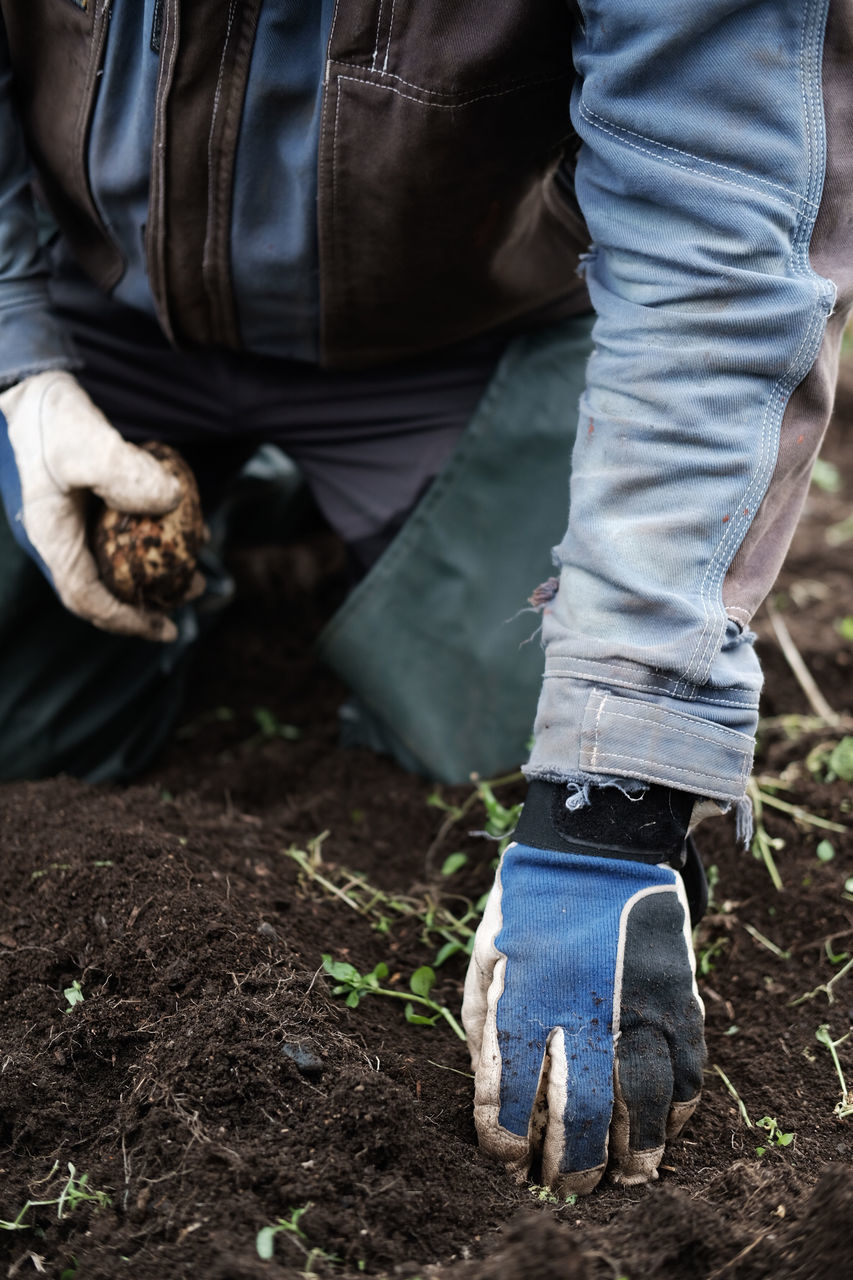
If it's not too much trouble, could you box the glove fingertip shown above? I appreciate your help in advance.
[608,1145,664,1186]
[97,448,183,515]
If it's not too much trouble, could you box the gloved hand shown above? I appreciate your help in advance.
[0,371,184,641]
[462,780,705,1195]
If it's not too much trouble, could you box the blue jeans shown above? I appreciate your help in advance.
[526,0,851,810]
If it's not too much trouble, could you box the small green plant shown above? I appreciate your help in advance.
[807,737,853,784]
[322,955,466,1041]
[697,935,728,976]
[815,1024,853,1118]
[791,950,853,1006]
[242,706,301,750]
[441,852,468,876]
[0,1163,111,1232]
[754,1116,795,1156]
[256,1203,310,1260]
[470,778,524,853]
[742,924,791,961]
[529,1184,577,1206]
[426,769,524,871]
[712,1065,753,1130]
[747,775,848,890]
[256,1201,340,1270]
[63,979,84,1012]
[284,839,482,967]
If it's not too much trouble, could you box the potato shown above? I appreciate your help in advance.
[92,442,204,610]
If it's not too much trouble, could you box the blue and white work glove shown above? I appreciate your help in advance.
[462,780,705,1194]
[0,371,183,640]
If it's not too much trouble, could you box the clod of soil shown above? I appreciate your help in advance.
[92,441,204,609]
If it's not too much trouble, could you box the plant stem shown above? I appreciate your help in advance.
[368,985,466,1041]
[713,1064,754,1129]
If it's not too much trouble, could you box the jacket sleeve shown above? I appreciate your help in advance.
[0,22,79,387]
[525,0,838,801]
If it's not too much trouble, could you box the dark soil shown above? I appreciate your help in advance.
[2,370,853,1280]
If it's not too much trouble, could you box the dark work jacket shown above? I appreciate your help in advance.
[0,0,590,368]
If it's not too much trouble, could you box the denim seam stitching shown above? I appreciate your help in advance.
[679,0,829,693]
[545,653,760,702]
[589,692,753,745]
[578,103,818,211]
[542,667,758,709]
[545,651,760,691]
[585,752,748,789]
[601,706,753,751]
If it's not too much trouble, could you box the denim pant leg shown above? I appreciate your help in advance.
[526,0,851,807]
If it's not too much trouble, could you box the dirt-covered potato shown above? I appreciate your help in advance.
[92,442,204,611]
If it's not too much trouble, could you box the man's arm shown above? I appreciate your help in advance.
[465,0,846,1193]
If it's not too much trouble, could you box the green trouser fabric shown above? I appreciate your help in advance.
[319,315,595,783]
[0,314,593,783]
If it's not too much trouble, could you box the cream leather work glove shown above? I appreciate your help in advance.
[0,371,184,640]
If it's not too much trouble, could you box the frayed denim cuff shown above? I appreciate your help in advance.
[525,670,757,806]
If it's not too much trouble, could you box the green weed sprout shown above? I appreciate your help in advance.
[806,737,853,784]
[257,1203,310,1260]
[63,980,84,1012]
[529,1184,577,1206]
[256,1201,340,1270]
[755,1116,795,1156]
[712,1065,754,1130]
[815,1024,853,1118]
[322,955,466,1041]
[791,952,853,1006]
[747,774,848,891]
[0,1163,111,1231]
[285,840,482,968]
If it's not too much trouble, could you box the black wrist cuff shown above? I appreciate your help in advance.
[514,779,695,868]
[513,780,709,925]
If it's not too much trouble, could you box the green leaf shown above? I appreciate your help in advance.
[322,955,361,984]
[367,961,389,985]
[828,737,853,782]
[434,941,463,967]
[410,965,436,998]
[816,840,836,862]
[345,991,361,1008]
[836,616,853,642]
[404,1002,440,1026]
[63,980,84,1010]
[256,1227,277,1260]
[778,1132,795,1146]
[441,852,468,877]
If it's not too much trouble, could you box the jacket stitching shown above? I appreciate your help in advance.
[327,60,569,100]
[579,103,819,211]
[382,0,397,72]
[371,0,385,71]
